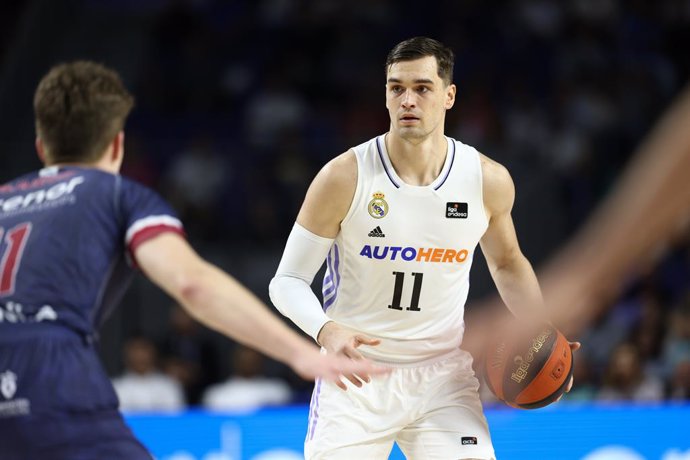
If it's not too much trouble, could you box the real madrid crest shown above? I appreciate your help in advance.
[368,192,389,219]
[1,370,17,400]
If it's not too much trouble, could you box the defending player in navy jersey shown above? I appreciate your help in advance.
[270,37,580,459]
[0,61,386,460]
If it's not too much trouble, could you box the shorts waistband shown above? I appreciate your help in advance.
[0,322,94,344]
[363,348,472,368]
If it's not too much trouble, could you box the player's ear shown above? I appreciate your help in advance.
[111,131,124,161]
[385,84,390,110]
[35,137,47,165]
[107,131,125,172]
[445,84,456,110]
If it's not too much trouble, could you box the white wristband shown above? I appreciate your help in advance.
[269,223,334,341]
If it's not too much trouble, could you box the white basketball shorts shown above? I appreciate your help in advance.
[304,349,496,460]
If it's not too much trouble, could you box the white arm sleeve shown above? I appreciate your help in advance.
[269,222,334,342]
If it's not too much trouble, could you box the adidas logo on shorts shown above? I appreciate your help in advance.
[368,226,385,237]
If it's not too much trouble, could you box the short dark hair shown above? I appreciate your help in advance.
[385,37,455,85]
[34,61,135,164]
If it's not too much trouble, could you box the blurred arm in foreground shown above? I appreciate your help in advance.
[465,84,690,354]
[541,84,690,335]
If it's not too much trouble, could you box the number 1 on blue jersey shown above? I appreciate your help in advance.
[0,223,32,296]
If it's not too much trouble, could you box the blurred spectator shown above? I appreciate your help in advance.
[112,336,185,412]
[667,359,690,400]
[163,135,231,240]
[661,299,690,380]
[596,342,664,402]
[628,286,668,378]
[564,351,597,401]
[244,72,308,151]
[576,297,638,374]
[502,84,550,161]
[160,305,221,406]
[202,345,292,412]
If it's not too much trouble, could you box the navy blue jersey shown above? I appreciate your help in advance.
[0,166,184,337]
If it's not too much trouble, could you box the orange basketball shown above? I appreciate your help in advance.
[482,323,573,409]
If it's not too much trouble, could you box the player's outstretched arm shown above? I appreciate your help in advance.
[135,233,387,384]
[270,151,382,389]
[540,84,690,334]
[469,87,690,342]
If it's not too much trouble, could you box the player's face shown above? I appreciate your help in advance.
[385,56,456,141]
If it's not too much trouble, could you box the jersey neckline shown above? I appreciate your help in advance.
[375,135,456,192]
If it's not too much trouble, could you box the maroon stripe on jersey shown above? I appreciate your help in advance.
[127,225,186,268]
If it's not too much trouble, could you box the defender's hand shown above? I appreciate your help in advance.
[317,321,382,390]
[291,349,389,390]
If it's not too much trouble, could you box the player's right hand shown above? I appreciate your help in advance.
[316,321,383,390]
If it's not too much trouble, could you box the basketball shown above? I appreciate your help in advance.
[482,322,573,409]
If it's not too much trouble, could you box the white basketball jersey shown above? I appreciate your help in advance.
[322,134,489,364]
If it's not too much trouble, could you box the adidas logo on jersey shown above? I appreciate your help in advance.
[368,226,385,237]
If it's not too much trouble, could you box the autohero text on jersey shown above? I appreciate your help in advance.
[0,176,85,214]
[359,245,469,263]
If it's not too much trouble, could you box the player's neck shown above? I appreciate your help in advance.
[384,132,448,186]
[46,160,118,175]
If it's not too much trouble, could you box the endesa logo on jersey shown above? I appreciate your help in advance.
[446,202,468,218]
[360,245,469,263]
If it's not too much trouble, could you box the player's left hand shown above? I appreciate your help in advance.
[557,341,581,402]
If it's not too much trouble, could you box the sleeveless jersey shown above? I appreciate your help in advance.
[321,135,488,364]
[0,166,184,338]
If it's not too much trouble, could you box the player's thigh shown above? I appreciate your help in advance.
[396,407,495,460]
[397,427,494,460]
[396,361,495,459]
[305,437,395,460]
[305,378,402,460]
[305,412,397,460]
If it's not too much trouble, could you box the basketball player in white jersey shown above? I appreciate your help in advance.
[270,37,578,460]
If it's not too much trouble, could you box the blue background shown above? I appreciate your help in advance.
[126,403,689,460]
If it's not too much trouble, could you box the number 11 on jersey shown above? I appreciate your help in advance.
[388,271,423,311]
